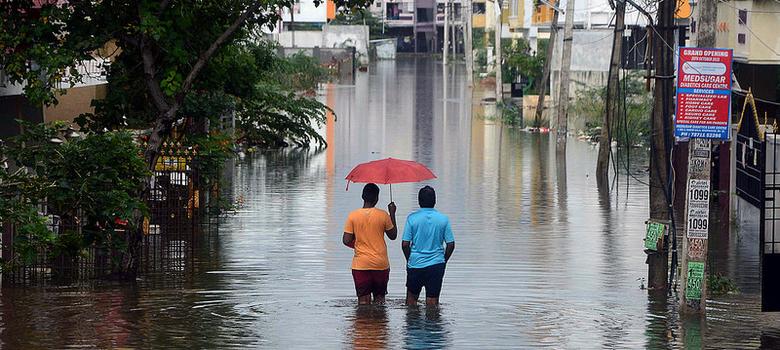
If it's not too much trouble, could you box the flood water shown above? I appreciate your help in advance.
[2,57,780,349]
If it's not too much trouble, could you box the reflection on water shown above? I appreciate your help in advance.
[351,305,389,349]
[1,57,780,348]
[404,306,450,349]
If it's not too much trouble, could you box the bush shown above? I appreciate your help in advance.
[1,121,148,273]
[572,72,651,147]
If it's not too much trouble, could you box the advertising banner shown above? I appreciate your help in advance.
[675,47,733,140]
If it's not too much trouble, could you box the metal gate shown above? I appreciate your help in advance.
[735,90,780,312]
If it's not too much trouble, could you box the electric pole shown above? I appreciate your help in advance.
[465,0,474,84]
[556,0,576,142]
[290,7,296,48]
[679,0,718,315]
[494,0,503,101]
[647,0,675,291]
[444,0,450,65]
[596,0,625,186]
[534,5,559,127]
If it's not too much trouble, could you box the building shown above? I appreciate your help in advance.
[695,0,780,119]
[0,2,109,139]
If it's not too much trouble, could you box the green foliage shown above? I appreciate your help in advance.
[1,0,363,134]
[473,28,487,49]
[497,101,522,126]
[573,72,652,147]
[1,122,149,272]
[502,38,545,93]
[708,273,739,296]
[330,9,387,40]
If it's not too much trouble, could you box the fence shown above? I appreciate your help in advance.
[1,212,113,284]
[141,141,206,273]
[0,141,218,284]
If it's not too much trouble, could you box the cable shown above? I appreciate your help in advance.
[732,88,780,106]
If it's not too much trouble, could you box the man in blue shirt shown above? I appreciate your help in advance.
[401,186,455,306]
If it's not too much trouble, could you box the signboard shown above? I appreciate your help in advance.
[675,47,733,140]
[687,237,707,260]
[686,178,711,238]
[644,221,666,251]
[685,261,705,300]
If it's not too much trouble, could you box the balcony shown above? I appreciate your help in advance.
[0,59,108,97]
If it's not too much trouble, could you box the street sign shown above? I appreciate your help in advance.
[685,261,705,300]
[686,178,711,238]
[675,47,733,140]
[645,221,666,251]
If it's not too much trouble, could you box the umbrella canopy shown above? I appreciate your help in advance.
[345,158,436,197]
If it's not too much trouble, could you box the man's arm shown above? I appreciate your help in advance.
[343,232,355,249]
[402,240,411,261]
[385,202,398,240]
[444,242,455,263]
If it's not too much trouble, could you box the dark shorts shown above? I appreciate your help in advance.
[406,263,446,298]
[352,269,390,297]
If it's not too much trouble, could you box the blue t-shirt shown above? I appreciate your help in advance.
[402,208,455,269]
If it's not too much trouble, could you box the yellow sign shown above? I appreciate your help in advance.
[155,156,188,171]
[675,0,692,19]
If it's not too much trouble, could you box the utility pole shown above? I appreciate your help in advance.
[534,5,559,127]
[596,0,625,186]
[697,0,717,48]
[290,5,296,48]
[556,0,575,141]
[679,0,718,314]
[494,0,503,101]
[647,0,675,291]
[465,0,474,84]
[451,5,456,58]
[444,0,450,65]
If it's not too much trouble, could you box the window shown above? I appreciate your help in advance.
[738,9,747,25]
[473,2,486,14]
[738,33,746,44]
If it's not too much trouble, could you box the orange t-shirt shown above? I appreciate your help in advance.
[344,208,394,270]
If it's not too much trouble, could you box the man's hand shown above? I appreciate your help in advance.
[388,202,397,217]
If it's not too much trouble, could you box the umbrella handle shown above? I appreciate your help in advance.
[390,184,393,202]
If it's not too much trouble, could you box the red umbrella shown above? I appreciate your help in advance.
[345,158,436,201]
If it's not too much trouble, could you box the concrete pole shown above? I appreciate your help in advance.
[494,0,503,101]
[444,0,450,64]
[465,0,474,84]
[679,0,718,315]
[555,0,575,141]
[534,6,559,127]
[290,7,296,48]
[451,5,456,58]
[596,0,625,187]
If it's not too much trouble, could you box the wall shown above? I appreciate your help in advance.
[550,29,613,130]
[276,25,370,66]
[322,25,370,66]
[716,0,780,65]
[43,84,107,123]
[277,31,324,48]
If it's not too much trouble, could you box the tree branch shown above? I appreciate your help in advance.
[175,1,263,105]
[140,39,171,112]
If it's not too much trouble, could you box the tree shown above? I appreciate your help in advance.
[1,0,369,277]
[1,0,368,168]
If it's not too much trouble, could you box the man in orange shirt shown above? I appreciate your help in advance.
[342,183,398,305]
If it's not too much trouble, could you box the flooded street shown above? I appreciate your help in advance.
[2,57,780,349]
